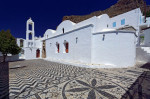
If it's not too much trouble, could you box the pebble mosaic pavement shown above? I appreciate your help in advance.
[1,59,150,99]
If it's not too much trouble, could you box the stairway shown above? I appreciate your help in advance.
[136,47,150,63]
[141,47,150,54]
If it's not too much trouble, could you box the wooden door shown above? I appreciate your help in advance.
[65,43,68,53]
[36,49,40,58]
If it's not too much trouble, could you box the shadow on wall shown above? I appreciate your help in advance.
[121,63,150,99]
[0,62,9,99]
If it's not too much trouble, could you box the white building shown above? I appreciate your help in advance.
[17,8,150,68]
[44,16,136,68]
[23,18,44,59]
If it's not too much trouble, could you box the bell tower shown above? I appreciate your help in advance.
[26,18,35,47]
[26,17,35,40]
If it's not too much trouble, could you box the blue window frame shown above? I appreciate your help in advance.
[113,22,116,27]
[121,19,125,25]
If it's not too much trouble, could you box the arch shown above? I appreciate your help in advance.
[62,28,64,33]
[76,37,78,44]
[56,20,75,34]
[56,42,60,53]
[94,14,111,32]
[44,29,56,38]
[29,33,32,40]
[64,41,69,53]
[29,24,32,30]
[36,49,40,58]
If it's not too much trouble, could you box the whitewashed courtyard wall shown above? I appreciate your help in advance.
[91,31,136,67]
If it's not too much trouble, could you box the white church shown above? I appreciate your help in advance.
[16,8,150,68]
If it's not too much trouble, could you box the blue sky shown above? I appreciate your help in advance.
[0,0,150,39]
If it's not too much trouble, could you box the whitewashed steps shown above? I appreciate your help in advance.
[136,47,150,63]
[141,47,150,54]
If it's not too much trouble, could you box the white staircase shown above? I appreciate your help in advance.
[136,47,150,63]
[141,47,150,54]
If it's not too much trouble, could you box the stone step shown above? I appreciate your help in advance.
[136,47,150,63]
[141,47,150,54]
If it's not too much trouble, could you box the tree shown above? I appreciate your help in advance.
[0,30,21,62]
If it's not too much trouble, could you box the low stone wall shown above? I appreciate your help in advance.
[0,55,19,62]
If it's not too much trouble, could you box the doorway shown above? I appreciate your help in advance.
[36,49,40,58]
[65,42,69,53]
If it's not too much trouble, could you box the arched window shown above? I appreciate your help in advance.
[62,28,64,33]
[76,37,78,44]
[64,41,69,53]
[29,33,32,40]
[29,24,32,30]
[107,24,109,28]
[56,43,60,53]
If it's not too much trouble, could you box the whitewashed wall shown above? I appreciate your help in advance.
[56,20,75,34]
[74,17,96,30]
[35,40,43,58]
[43,8,141,68]
[44,8,143,39]
[94,14,111,32]
[144,28,150,46]
[110,8,143,46]
[44,20,76,39]
[74,14,110,33]
[44,29,56,39]
[24,48,36,59]
[46,25,93,63]
[34,40,42,48]
[92,31,136,67]
[110,8,142,34]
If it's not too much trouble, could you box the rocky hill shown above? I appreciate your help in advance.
[62,0,150,23]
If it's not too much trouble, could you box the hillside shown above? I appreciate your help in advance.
[62,0,150,23]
